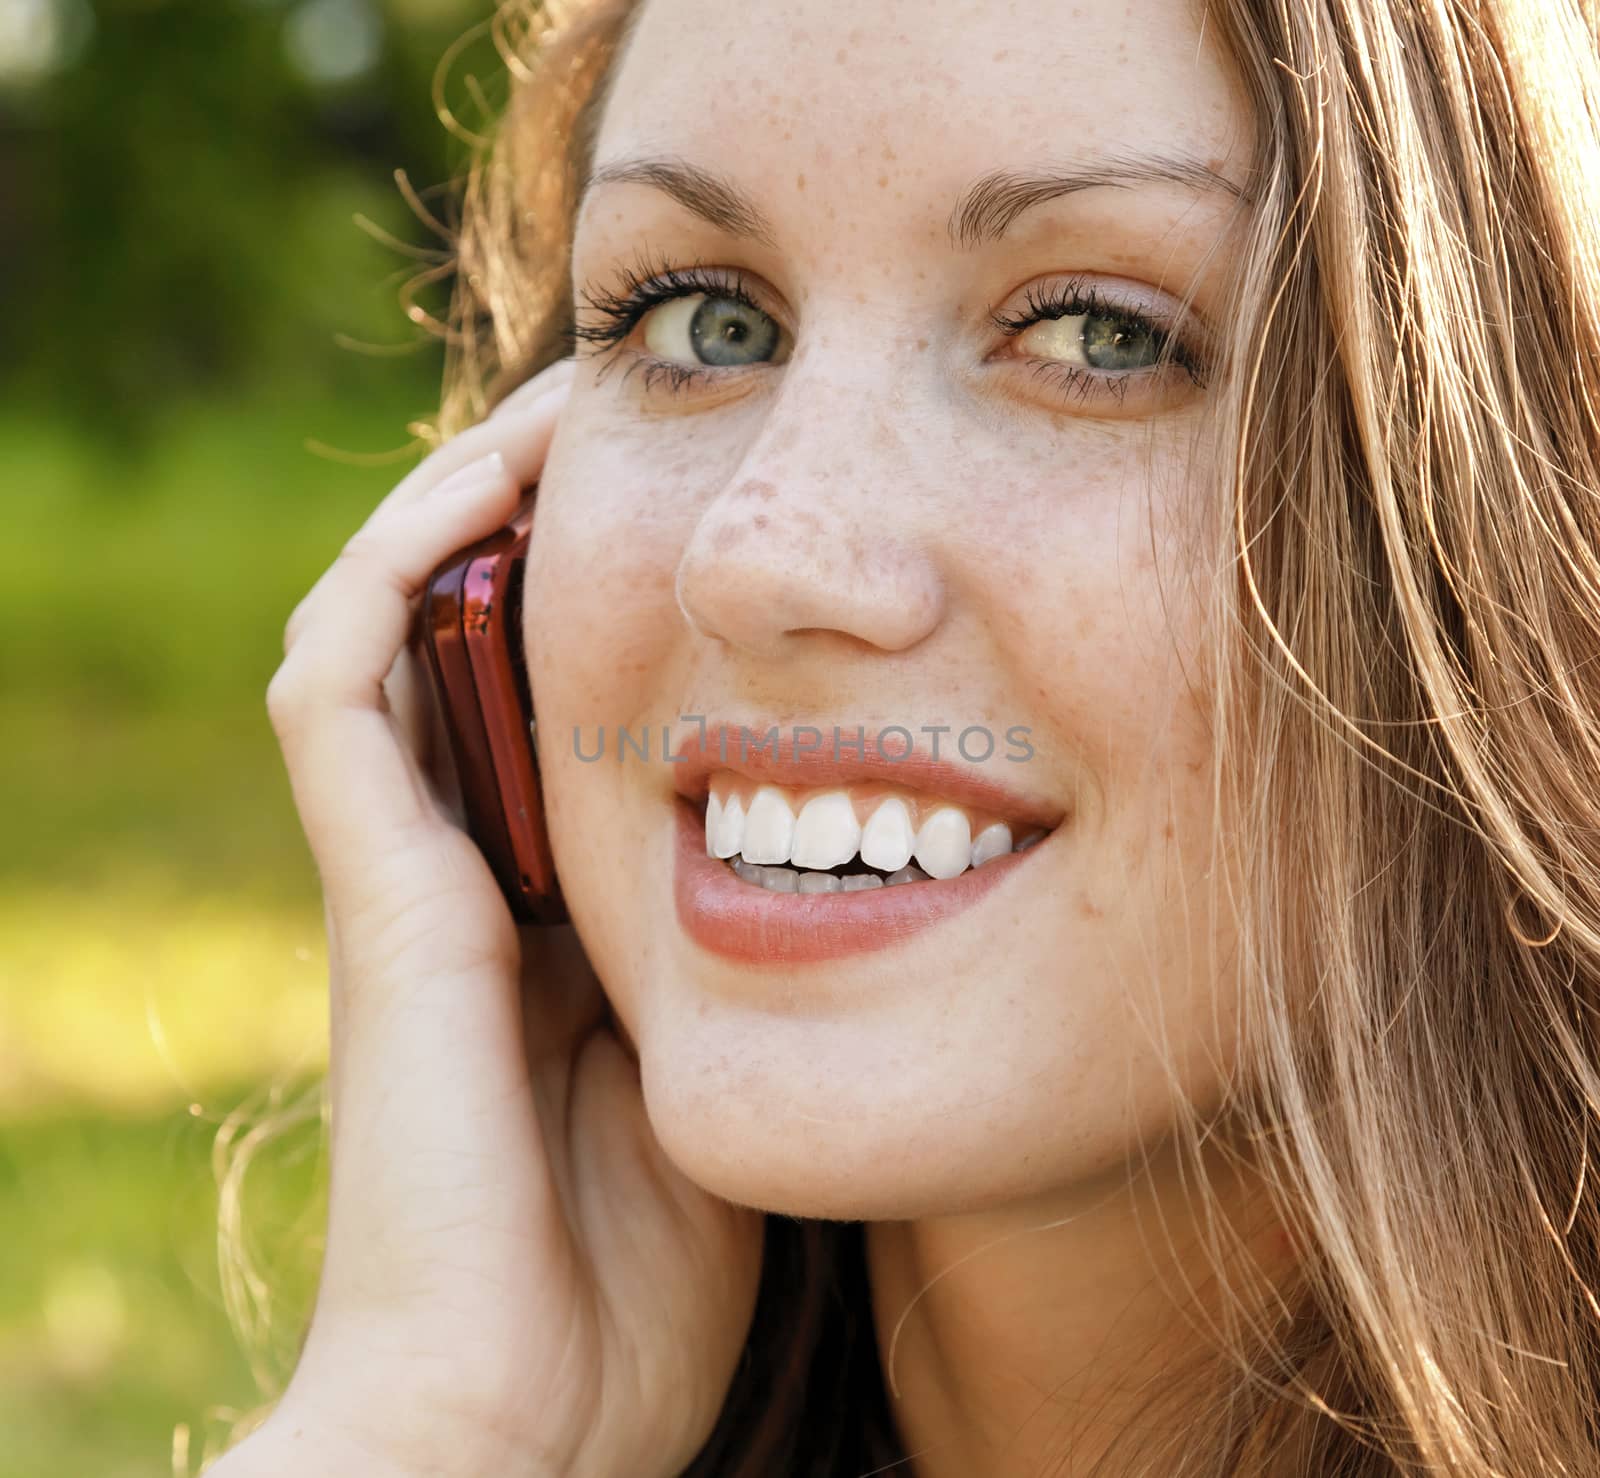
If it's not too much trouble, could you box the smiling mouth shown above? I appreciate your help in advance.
[702,777,1054,896]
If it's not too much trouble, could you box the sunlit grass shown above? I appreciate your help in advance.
[0,1084,328,1478]
[0,880,335,1478]
[0,883,328,1117]
[0,387,432,1475]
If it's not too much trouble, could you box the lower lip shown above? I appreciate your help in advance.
[672,797,1046,965]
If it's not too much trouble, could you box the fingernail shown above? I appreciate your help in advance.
[429,450,507,499]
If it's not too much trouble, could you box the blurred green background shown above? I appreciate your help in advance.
[0,1,503,1471]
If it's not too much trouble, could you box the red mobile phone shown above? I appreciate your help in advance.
[410,485,567,926]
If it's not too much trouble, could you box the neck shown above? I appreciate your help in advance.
[864,1137,1300,1477]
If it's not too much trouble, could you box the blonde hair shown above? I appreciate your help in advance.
[210,1,1600,1472]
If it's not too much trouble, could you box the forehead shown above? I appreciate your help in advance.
[590,0,1251,223]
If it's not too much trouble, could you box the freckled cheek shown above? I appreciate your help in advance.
[524,481,691,748]
[523,495,686,1002]
[991,563,1181,763]
[975,504,1213,837]
[530,537,679,704]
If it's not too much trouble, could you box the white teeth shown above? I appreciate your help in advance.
[790,791,862,870]
[971,822,1013,869]
[712,777,1055,888]
[730,859,882,895]
[757,864,799,893]
[741,786,796,865]
[913,807,971,880]
[711,792,746,859]
[885,864,931,886]
[733,859,801,893]
[798,872,843,893]
[859,796,915,873]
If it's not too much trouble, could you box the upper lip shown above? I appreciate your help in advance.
[669,720,1069,831]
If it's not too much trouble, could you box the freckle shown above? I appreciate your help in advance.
[836,46,848,62]
[1164,822,1175,840]
[992,49,1009,60]
[914,337,929,351]
[1079,895,1104,920]
[877,174,889,188]
[713,523,743,553]
[754,513,769,530]
[796,172,806,192]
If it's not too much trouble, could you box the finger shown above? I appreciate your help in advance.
[382,645,431,766]
[279,450,514,697]
[382,643,467,827]
[268,453,519,914]
[282,375,575,656]
[380,355,579,513]
[488,359,580,422]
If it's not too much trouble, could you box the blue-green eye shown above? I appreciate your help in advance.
[573,259,782,363]
[990,277,1201,382]
[1025,311,1163,372]
[642,291,783,368]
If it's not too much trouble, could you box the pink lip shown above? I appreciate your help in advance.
[672,797,1048,965]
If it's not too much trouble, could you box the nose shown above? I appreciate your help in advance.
[674,420,946,660]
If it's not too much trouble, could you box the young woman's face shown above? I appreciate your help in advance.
[528,0,1256,1219]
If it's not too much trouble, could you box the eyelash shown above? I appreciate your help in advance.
[568,249,1209,406]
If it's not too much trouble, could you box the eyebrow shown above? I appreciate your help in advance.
[581,150,1254,252]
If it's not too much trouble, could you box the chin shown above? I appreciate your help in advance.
[640,1112,957,1223]
[629,1011,1096,1223]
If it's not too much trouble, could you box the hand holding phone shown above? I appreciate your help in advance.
[249,365,764,1478]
